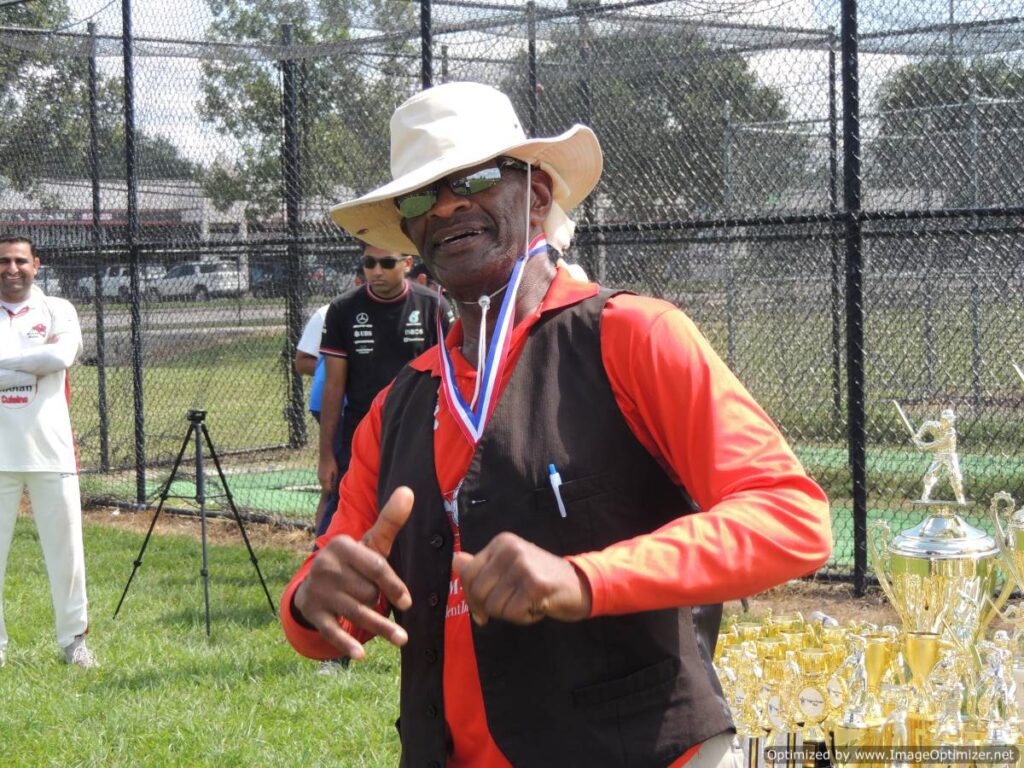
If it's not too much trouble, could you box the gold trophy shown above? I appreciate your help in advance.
[869,514,1009,645]
[902,631,941,747]
[990,492,1024,600]
[796,648,831,743]
[928,646,967,742]
[870,406,1012,646]
[830,634,890,768]
[893,402,965,505]
[718,644,765,768]
[980,634,1019,744]
[989,492,1024,748]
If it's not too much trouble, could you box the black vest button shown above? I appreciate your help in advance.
[429,533,443,548]
[426,704,438,718]
[428,592,440,607]
[425,648,438,663]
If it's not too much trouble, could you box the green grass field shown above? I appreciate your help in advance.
[70,334,301,469]
[0,516,402,767]
[64,302,1024,575]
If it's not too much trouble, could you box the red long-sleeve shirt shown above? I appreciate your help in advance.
[282,268,832,766]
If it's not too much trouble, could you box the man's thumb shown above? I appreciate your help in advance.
[452,551,474,575]
[362,486,414,557]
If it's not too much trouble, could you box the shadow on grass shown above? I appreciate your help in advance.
[111,601,279,630]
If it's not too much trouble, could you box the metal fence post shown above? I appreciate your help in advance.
[575,1,598,278]
[88,22,110,472]
[969,87,982,409]
[722,100,733,212]
[841,0,869,595]
[722,99,736,370]
[923,279,936,397]
[527,1,538,136]
[726,264,736,370]
[281,23,307,449]
[828,35,844,432]
[420,0,432,89]
[120,0,146,504]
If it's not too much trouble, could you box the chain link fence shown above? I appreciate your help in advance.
[3,0,1024,586]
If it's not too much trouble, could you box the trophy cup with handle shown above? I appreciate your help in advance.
[869,515,1009,646]
[872,405,1012,646]
[990,492,1024,602]
[988,491,1024,737]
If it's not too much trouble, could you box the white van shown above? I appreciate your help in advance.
[151,261,249,301]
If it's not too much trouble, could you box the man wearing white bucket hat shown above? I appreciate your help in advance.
[283,82,831,766]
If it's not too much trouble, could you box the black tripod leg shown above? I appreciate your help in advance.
[114,422,195,619]
[195,419,212,637]
[201,424,277,617]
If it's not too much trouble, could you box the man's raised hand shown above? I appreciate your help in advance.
[452,532,593,627]
[294,486,414,660]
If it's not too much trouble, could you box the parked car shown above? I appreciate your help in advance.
[76,264,166,302]
[308,264,347,296]
[151,261,249,301]
[35,265,63,297]
[249,262,291,298]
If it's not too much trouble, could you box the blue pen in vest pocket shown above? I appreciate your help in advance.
[548,464,567,518]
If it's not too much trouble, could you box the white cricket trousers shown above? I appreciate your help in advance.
[0,471,89,650]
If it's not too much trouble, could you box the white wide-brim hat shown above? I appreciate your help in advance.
[330,81,603,255]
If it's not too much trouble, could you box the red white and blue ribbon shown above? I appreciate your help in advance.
[437,234,547,445]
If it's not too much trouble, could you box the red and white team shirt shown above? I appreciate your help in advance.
[0,293,82,473]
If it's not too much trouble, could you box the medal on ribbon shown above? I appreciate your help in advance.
[437,234,547,445]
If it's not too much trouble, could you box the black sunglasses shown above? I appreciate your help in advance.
[362,256,402,270]
[394,157,531,219]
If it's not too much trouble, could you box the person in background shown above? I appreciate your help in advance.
[282,82,831,766]
[409,262,435,288]
[316,244,454,538]
[294,304,328,385]
[294,303,334,531]
[0,235,97,670]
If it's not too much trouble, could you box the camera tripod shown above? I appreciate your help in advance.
[114,409,277,636]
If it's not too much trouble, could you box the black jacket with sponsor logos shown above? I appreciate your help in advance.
[320,281,453,434]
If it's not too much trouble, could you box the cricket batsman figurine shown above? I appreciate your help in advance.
[895,402,966,505]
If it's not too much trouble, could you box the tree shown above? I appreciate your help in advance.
[0,1,89,189]
[0,2,196,189]
[873,57,1024,208]
[199,0,418,225]
[500,23,807,222]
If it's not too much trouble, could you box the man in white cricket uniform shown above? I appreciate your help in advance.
[0,235,96,669]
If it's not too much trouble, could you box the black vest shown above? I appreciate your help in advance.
[378,291,734,768]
